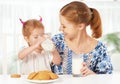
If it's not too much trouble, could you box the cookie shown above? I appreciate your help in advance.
[37,71,51,80]
[48,72,59,79]
[11,74,21,78]
[27,70,58,80]
[27,72,38,79]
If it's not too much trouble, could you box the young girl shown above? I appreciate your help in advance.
[18,17,61,75]
[52,1,113,76]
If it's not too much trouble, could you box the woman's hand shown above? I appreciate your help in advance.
[80,62,95,77]
[52,49,61,65]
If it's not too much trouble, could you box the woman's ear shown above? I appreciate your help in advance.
[77,23,86,30]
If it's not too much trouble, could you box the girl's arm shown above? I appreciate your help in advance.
[18,36,45,60]
[18,45,37,60]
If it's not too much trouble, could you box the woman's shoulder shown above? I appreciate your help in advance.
[96,41,106,47]
[94,41,107,51]
[52,33,66,51]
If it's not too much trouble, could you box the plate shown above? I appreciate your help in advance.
[26,78,59,83]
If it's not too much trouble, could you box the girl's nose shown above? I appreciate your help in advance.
[38,35,44,39]
[38,35,42,38]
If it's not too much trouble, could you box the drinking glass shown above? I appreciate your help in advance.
[41,33,55,52]
[72,53,83,77]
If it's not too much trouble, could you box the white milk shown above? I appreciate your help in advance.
[41,33,55,52]
[72,53,83,77]
[41,39,55,52]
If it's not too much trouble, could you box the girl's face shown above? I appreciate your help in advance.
[59,15,80,40]
[27,28,44,49]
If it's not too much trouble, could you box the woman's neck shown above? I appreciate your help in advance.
[65,31,96,54]
[70,30,90,46]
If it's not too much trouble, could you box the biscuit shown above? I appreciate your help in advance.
[11,74,21,78]
[38,70,52,73]
[32,72,40,80]
[27,70,58,80]
[37,71,51,80]
[49,72,59,79]
[27,72,38,80]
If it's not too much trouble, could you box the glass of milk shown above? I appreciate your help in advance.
[72,53,83,77]
[41,33,55,52]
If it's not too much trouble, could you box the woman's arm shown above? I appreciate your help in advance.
[94,43,113,74]
[52,49,62,65]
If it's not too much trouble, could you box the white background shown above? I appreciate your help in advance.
[0,0,120,74]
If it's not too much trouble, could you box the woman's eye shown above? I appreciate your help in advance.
[34,37,38,39]
[60,25,66,28]
[62,25,66,28]
[63,26,66,28]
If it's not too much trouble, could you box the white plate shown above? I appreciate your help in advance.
[26,78,59,83]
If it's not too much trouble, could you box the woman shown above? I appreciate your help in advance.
[52,1,113,77]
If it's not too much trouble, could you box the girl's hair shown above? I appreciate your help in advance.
[22,19,44,38]
[60,1,102,38]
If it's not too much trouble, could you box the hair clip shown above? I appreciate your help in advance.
[19,18,25,25]
[19,16,42,25]
[90,8,93,14]
[39,16,42,22]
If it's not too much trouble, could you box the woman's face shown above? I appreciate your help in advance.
[59,15,79,40]
[27,28,44,49]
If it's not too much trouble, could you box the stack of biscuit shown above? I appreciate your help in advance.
[10,74,21,78]
[27,70,58,80]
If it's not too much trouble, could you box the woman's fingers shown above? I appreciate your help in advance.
[82,62,87,66]
[80,62,94,77]
[80,62,87,75]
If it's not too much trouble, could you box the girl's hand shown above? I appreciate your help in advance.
[34,36,46,48]
[80,62,95,77]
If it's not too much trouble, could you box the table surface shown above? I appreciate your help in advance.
[0,72,120,84]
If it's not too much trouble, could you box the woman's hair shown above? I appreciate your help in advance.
[22,19,44,38]
[60,1,102,38]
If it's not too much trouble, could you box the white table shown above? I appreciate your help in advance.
[0,72,120,84]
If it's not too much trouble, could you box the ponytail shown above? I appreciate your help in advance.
[90,8,102,38]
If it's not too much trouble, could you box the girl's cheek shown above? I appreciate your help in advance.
[29,39,36,45]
